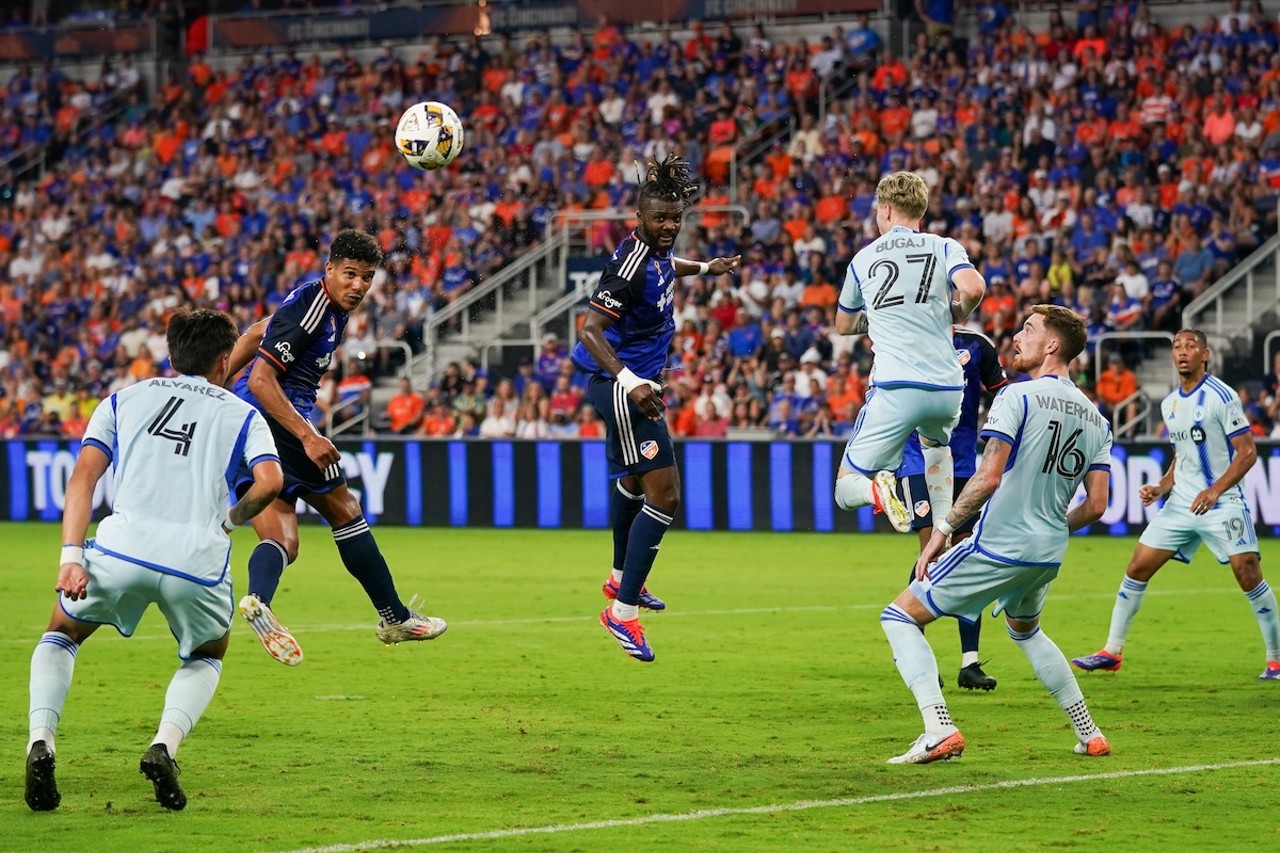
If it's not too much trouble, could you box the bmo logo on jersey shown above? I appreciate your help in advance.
[275,341,296,364]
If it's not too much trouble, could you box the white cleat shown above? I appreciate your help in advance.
[376,594,448,645]
[873,471,913,533]
[238,595,304,666]
[886,730,966,764]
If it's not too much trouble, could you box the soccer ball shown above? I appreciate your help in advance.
[395,101,464,171]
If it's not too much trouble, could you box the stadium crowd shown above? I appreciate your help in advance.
[2,1,1280,442]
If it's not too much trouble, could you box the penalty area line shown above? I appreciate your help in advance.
[273,757,1280,853]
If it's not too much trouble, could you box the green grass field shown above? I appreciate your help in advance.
[1,522,1278,852]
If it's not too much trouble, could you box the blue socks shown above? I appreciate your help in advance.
[611,482,645,576]
[616,503,673,606]
[332,517,408,623]
[247,540,289,605]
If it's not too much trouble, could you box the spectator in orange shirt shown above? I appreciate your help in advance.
[385,378,425,434]
[420,401,457,437]
[1202,95,1236,146]
[872,48,907,91]
[1096,353,1139,427]
[61,402,89,439]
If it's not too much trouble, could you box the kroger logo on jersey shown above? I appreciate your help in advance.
[275,340,295,364]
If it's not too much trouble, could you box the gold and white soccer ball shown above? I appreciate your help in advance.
[394,100,464,171]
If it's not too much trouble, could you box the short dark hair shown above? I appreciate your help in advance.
[1031,304,1088,363]
[1176,328,1208,347]
[328,229,383,266]
[167,308,239,376]
[638,153,699,210]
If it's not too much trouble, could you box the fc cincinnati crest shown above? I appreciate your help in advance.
[955,349,971,366]
[640,440,659,460]
[914,500,931,518]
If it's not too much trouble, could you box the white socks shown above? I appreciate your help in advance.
[153,657,223,758]
[961,650,979,668]
[1245,581,1280,662]
[881,605,955,735]
[1104,576,1148,656]
[921,444,954,525]
[835,472,874,510]
[29,632,78,754]
[611,601,639,621]
[610,569,624,584]
[1009,624,1101,742]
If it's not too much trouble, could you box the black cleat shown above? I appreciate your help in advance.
[958,662,997,691]
[25,740,60,811]
[140,743,187,811]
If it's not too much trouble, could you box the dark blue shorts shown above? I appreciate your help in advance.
[898,475,975,534]
[586,374,677,479]
[234,418,345,503]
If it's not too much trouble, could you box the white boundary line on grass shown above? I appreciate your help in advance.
[273,757,1280,853]
[2,587,1242,644]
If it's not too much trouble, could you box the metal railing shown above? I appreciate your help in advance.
[349,340,416,388]
[1111,389,1156,441]
[1265,330,1280,374]
[325,394,370,438]
[1183,234,1280,346]
[414,235,568,382]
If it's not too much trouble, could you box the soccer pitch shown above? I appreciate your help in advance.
[2,523,1277,851]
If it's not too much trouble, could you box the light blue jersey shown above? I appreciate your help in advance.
[970,376,1112,566]
[838,226,975,390]
[1160,374,1250,509]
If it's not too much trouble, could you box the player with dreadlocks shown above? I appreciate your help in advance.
[572,153,740,662]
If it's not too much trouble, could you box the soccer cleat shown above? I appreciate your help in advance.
[600,606,655,662]
[376,595,448,645]
[602,577,667,611]
[25,740,60,812]
[238,594,304,666]
[1071,650,1123,672]
[140,743,186,810]
[1259,662,1280,681]
[1074,735,1111,756]
[886,730,966,764]
[872,471,912,533]
[958,662,998,691]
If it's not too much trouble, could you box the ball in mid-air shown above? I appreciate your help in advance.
[395,100,464,171]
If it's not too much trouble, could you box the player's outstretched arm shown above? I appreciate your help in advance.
[951,268,986,321]
[57,445,111,600]
[226,316,271,384]
[247,359,341,467]
[1191,432,1257,515]
[228,458,283,530]
[673,256,741,277]
[1067,468,1111,531]
[916,437,1010,577]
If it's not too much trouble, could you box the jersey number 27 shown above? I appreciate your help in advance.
[868,254,938,309]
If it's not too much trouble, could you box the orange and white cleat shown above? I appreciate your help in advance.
[238,595,304,666]
[886,730,966,764]
[1074,734,1111,756]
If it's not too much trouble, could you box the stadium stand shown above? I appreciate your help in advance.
[1,1,1279,442]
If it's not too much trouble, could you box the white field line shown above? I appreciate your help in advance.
[272,757,1280,853]
[2,587,1240,644]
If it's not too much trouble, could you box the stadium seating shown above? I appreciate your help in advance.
[1,2,1278,441]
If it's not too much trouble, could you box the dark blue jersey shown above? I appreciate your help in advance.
[234,279,348,420]
[570,231,676,381]
[899,328,1007,478]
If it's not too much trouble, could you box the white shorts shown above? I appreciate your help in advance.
[60,547,233,658]
[841,385,962,475]
[909,540,1060,624]
[1139,501,1260,564]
